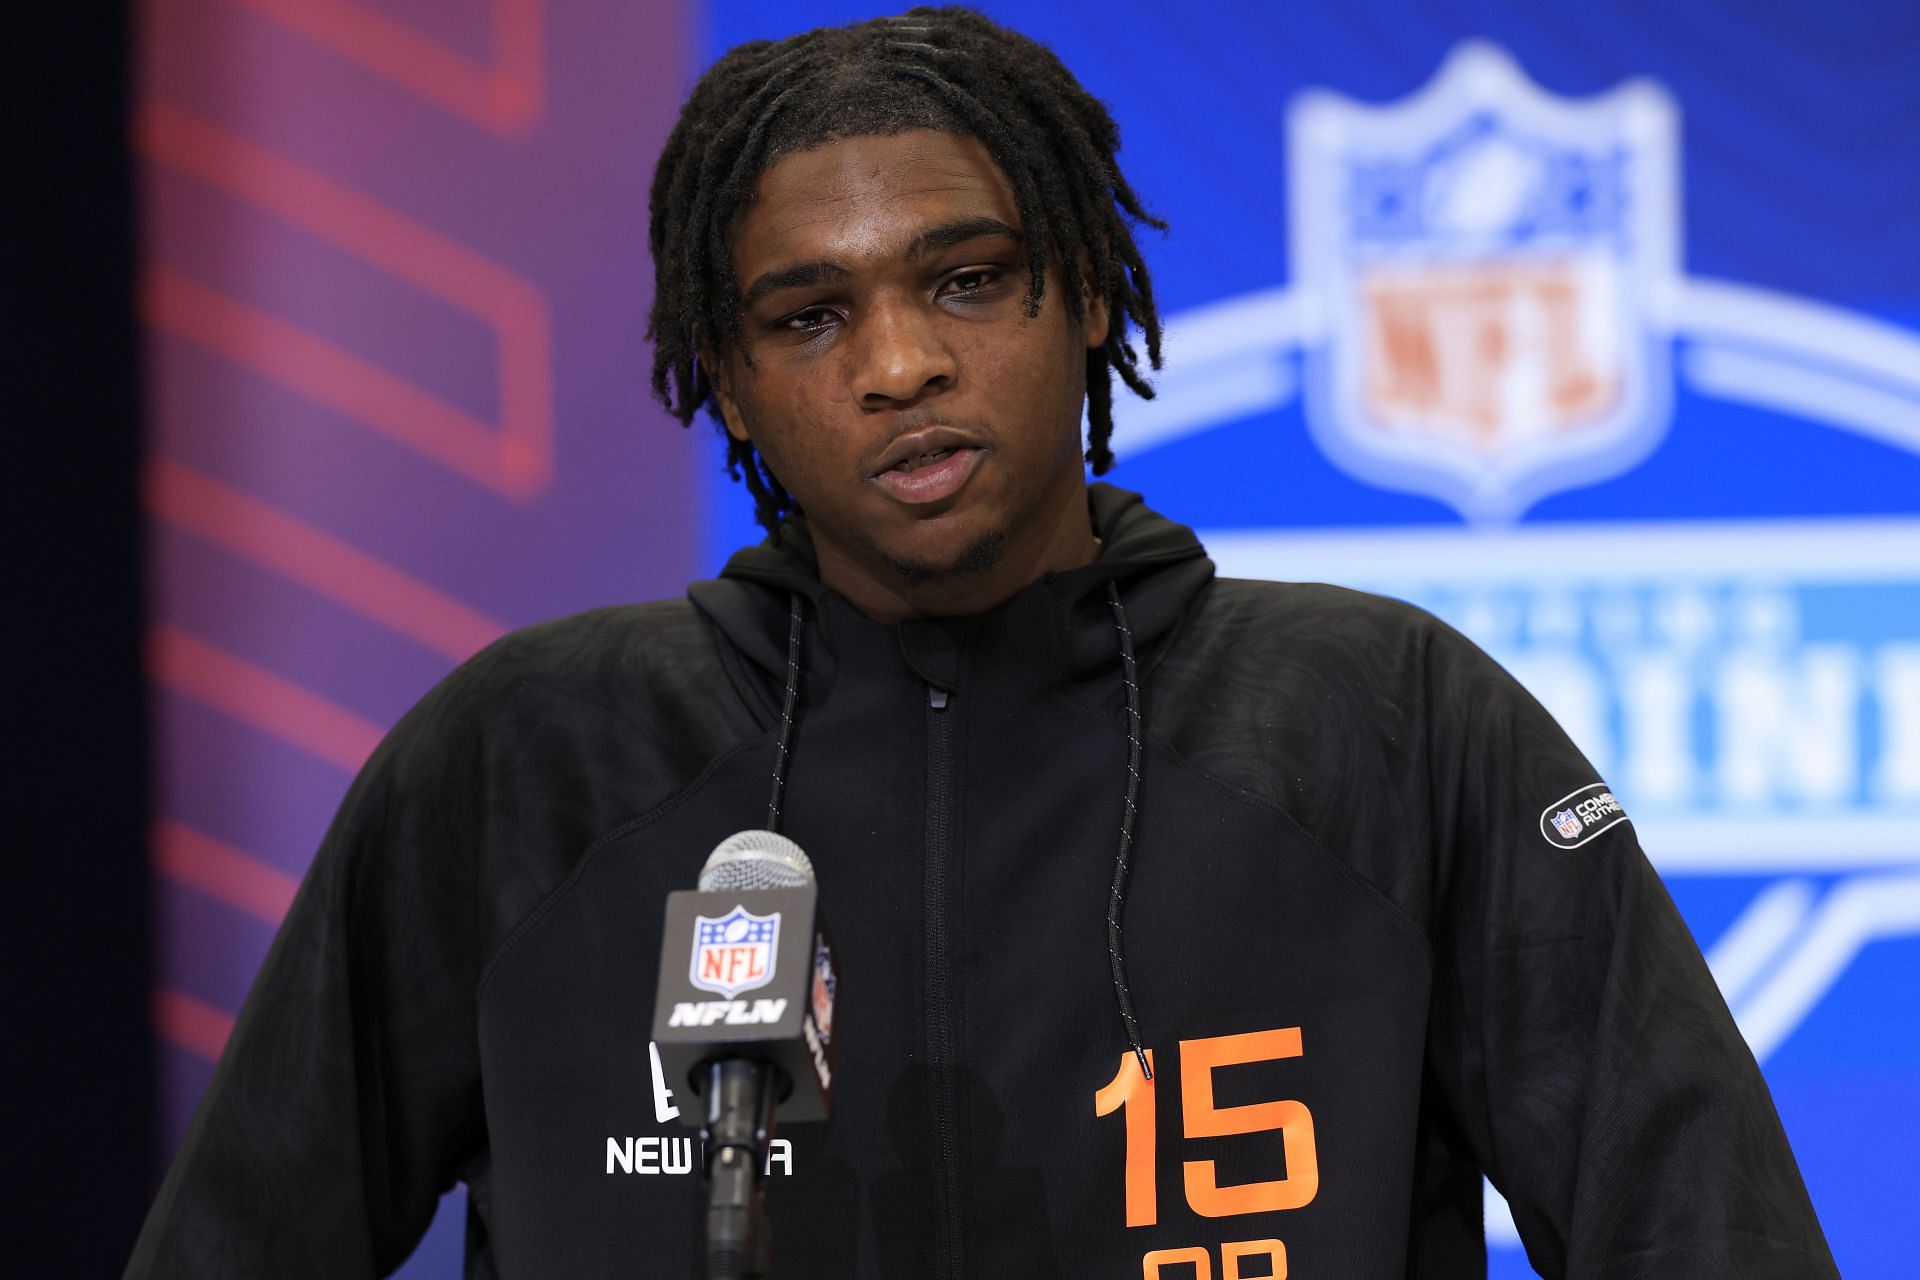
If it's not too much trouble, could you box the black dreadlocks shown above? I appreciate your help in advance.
[646,6,1167,533]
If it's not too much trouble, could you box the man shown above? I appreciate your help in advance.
[128,8,1835,1277]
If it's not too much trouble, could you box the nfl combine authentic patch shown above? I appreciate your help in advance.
[1540,783,1630,850]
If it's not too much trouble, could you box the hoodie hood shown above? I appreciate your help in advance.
[688,483,1214,688]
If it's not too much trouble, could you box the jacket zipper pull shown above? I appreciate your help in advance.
[928,685,950,710]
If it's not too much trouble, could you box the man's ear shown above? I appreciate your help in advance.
[704,350,752,444]
[1076,257,1110,351]
[1082,286,1110,352]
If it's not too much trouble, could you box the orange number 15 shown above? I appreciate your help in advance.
[1094,1027,1320,1228]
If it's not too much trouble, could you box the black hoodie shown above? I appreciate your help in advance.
[127,485,1835,1278]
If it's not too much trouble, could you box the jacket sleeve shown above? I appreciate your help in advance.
[125,688,487,1279]
[1417,621,1837,1278]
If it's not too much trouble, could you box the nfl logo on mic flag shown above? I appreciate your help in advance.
[690,906,780,998]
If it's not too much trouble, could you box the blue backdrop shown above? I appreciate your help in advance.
[693,4,1918,1275]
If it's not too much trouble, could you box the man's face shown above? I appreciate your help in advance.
[711,129,1108,614]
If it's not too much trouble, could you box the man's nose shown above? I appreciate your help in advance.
[850,299,957,408]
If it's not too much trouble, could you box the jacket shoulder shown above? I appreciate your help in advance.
[1164,576,1460,692]
[361,599,764,955]
[1152,576,1449,779]
[362,598,762,848]
[1198,575,1441,633]
[455,597,714,690]
[408,600,742,739]
[1150,578,1500,920]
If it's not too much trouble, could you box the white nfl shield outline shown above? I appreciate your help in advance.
[1287,43,1680,521]
[1553,809,1584,840]
[689,905,780,999]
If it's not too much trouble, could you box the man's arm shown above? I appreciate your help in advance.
[1418,622,1837,1277]
[125,695,486,1279]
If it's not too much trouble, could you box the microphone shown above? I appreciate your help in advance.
[652,831,837,1279]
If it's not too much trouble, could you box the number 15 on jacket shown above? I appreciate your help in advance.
[1095,1027,1319,1278]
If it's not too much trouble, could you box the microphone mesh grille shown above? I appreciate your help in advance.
[698,829,815,893]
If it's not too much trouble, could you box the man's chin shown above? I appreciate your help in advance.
[880,529,1006,588]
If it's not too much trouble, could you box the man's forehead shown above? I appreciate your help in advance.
[736,130,1021,269]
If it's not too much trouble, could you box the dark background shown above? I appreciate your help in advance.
[8,2,150,1270]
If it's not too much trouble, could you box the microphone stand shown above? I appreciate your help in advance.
[703,1059,780,1279]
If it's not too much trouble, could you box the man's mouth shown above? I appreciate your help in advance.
[870,445,983,505]
[888,448,957,475]
[870,423,984,478]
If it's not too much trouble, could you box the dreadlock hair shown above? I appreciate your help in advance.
[646,6,1168,533]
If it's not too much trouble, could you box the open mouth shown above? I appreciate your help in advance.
[884,448,957,476]
[870,445,981,505]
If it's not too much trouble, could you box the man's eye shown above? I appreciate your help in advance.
[942,268,1000,296]
[781,308,835,332]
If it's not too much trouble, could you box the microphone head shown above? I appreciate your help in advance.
[698,830,815,893]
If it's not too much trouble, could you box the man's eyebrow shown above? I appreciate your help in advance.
[740,218,1022,306]
[742,260,853,308]
[905,217,1022,262]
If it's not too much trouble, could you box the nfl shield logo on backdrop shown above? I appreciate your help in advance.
[1287,43,1680,520]
[690,906,780,998]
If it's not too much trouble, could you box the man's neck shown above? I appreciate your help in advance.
[813,494,1100,624]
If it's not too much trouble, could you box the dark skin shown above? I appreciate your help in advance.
[709,129,1109,623]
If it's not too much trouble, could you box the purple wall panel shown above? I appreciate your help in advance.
[138,5,698,1250]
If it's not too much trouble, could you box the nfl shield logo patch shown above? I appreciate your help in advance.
[1288,43,1680,519]
[810,935,837,1046]
[690,905,780,998]
[1553,809,1584,840]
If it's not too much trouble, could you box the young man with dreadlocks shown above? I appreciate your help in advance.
[129,9,1834,1278]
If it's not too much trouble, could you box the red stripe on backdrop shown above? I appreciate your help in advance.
[137,104,554,499]
[153,987,236,1063]
[143,269,535,500]
[149,624,385,774]
[228,0,546,137]
[152,819,301,927]
[147,459,508,663]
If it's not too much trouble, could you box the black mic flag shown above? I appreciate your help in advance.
[651,831,837,1278]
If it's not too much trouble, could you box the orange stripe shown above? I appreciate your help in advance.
[137,104,553,498]
[139,103,539,312]
[150,625,385,774]
[152,819,301,926]
[489,0,546,129]
[147,459,507,663]
[143,270,515,495]
[153,988,236,1063]
[229,0,544,136]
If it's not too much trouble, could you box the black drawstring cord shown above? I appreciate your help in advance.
[765,591,806,833]
[1105,581,1151,1080]
[760,582,1147,1078]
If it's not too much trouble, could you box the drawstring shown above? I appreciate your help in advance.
[757,582,1150,1081]
[765,591,806,833]
[1105,581,1151,1080]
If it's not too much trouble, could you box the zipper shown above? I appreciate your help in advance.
[923,682,964,1277]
